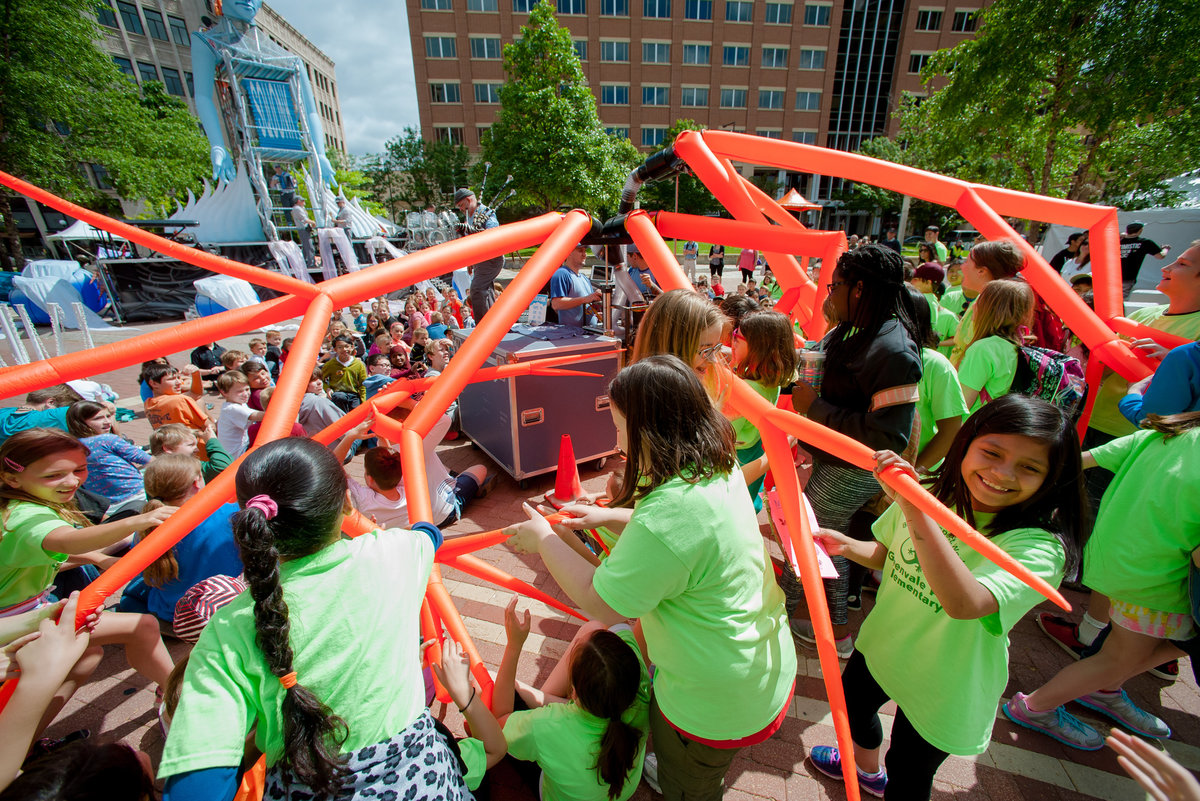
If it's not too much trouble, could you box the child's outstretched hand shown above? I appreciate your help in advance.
[1107,730,1200,801]
[504,595,531,648]
[873,450,919,502]
[813,528,855,557]
[504,502,554,554]
[4,593,93,687]
[350,415,374,441]
[431,636,475,712]
[137,505,180,528]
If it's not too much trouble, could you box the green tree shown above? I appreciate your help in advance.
[363,128,470,220]
[638,119,721,216]
[481,0,640,213]
[0,0,209,269]
[894,0,1200,205]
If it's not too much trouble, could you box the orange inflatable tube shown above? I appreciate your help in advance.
[761,427,861,801]
[440,553,586,621]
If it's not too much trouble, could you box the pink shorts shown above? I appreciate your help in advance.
[1109,599,1196,641]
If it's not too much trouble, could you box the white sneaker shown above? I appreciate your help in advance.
[642,752,661,794]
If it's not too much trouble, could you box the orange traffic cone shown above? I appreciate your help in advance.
[545,434,586,509]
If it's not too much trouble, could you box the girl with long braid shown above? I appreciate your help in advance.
[159,437,502,800]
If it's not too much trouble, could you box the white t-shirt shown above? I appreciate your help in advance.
[216,402,254,458]
[347,413,457,527]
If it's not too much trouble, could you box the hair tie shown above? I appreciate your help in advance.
[246,494,278,520]
[3,457,23,473]
[279,671,298,689]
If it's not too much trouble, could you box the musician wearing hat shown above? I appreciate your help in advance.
[455,187,504,322]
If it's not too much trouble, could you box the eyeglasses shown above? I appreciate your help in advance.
[731,327,745,343]
[826,280,848,294]
[697,342,725,363]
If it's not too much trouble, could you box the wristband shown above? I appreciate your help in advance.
[457,686,476,713]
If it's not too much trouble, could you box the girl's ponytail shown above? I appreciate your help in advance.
[233,502,348,794]
[140,454,202,588]
[569,629,644,800]
[231,437,353,795]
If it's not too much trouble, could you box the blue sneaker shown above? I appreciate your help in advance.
[1002,692,1104,750]
[809,745,887,798]
[1077,689,1171,739]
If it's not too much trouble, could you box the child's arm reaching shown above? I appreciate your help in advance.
[332,416,373,464]
[42,505,177,556]
[432,637,506,769]
[873,450,1000,620]
[815,528,887,571]
[491,596,530,722]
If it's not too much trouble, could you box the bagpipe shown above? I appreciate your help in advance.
[464,161,518,233]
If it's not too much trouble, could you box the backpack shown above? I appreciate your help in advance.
[1010,345,1087,417]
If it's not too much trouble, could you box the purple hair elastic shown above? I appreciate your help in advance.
[245,494,278,520]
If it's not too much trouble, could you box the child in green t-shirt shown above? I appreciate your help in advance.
[492,596,651,801]
[728,310,798,511]
[958,279,1035,413]
[808,394,1085,799]
[1004,412,1200,751]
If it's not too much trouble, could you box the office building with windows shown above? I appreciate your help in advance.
[408,0,984,219]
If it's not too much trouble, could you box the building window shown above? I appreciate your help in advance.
[756,129,782,139]
[601,0,629,13]
[908,52,931,73]
[643,41,670,63]
[764,1,792,23]
[91,164,114,191]
[797,47,825,69]
[643,0,670,18]
[434,126,464,144]
[952,9,978,31]
[185,71,194,95]
[682,43,710,64]
[803,2,830,25]
[136,61,158,84]
[574,39,588,60]
[468,0,498,9]
[600,84,629,104]
[161,67,185,96]
[112,56,135,78]
[722,45,749,66]
[143,8,169,40]
[758,89,784,109]
[720,87,747,108]
[642,126,667,147]
[474,82,502,103]
[470,36,502,59]
[680,86,709,106]
[606,126,631,138]
[684,0,712,19]
[430,82,461,103]
[915,8,942,30]
[558,0,586,13]
[116,1,143,34]
[792,129,817,144]
[761,46,788,68]
[725,0,753,21]
[600,40,629,62]
[795,89,820,110]
[423,0,454,8]
[96,1,118,28]
[425,35,457,58]
[514,0,535,12]
[642,85,669,105]
[168,15,189,45]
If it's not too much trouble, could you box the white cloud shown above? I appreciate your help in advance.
[267,1,421,156]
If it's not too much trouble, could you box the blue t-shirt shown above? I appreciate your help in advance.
[146,502,244,622]
[82,434,151,504]
[0,407,70,445]
[549,266,595,328]
[1119,341,1200,426]
[426,323,448,340]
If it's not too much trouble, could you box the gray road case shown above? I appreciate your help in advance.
[451,328,622,484]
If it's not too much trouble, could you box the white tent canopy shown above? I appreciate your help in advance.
[45,219,127,243]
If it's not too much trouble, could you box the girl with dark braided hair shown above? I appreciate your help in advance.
[159,437,483,801]
[788,244,924,657]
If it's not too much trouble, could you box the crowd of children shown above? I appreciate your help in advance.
[0,238,1198,801]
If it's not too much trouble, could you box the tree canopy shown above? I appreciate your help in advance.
[480,0,641,214]
[0,0,209,267]
[882,0,1200,207]
[362,128,471,220]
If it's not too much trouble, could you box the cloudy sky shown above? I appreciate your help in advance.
[269,1,421,157]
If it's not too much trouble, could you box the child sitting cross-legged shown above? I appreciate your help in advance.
[215,371,264,460]
[143,363,214,442]
[66,400,150,517]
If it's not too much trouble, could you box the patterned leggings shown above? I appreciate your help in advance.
[778,460,882,626]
